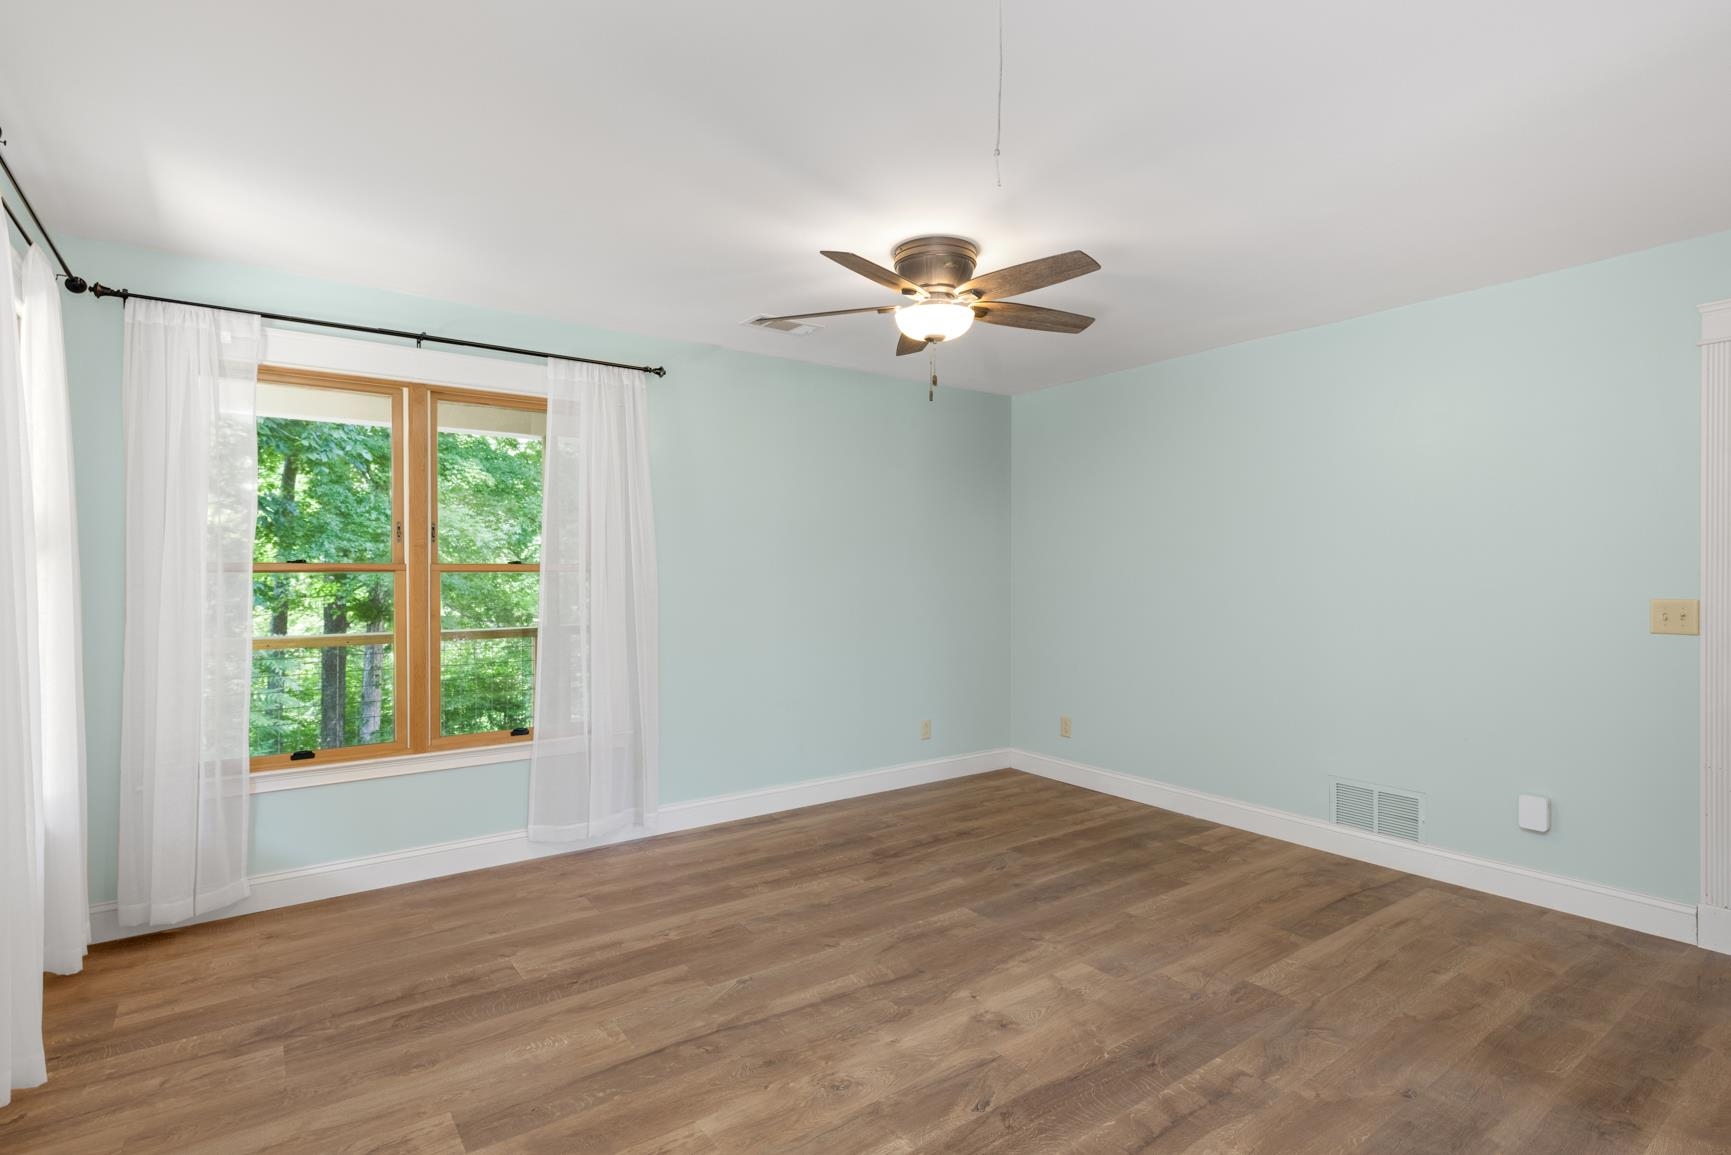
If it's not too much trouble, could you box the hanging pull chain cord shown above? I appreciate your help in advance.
[993,0,1005,187]
[929,344,938,402]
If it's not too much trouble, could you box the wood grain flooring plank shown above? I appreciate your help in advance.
[5,770,1730,1155]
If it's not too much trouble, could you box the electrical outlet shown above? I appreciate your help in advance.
[919,719,932,741]
[1059,715,1072,739]
[1650,598,1700,635]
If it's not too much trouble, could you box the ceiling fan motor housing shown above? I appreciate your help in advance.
[892,235,979,299]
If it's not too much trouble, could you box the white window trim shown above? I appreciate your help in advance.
[250,325,546,794]
[262,326,549,397]
[251,745,530,793]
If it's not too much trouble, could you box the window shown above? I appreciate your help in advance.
[250,367,545,770]
[430,394,545,744]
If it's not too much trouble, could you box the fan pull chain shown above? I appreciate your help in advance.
[929,344,938,402]
[993,0,1005,188]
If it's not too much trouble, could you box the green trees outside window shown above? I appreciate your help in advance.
[250,375,545,764]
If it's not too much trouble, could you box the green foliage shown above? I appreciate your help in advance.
[250,414,544,756]
[436,570,539,739]
[257,417,393,564]
[440,571,540,631]
[437,431,543,563]
[439,637,534,736]
[251,646,398,755]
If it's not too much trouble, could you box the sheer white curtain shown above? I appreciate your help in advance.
[2,242,47,1106]
[528,361,659,842]
[3,242,93,1106]
[118,300,261,927]
[21,247,90,974]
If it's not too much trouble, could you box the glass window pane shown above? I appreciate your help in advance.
[436,399,545,564]
[252,572,396,639]
[256,382,395,564]
[440,571,538,737]
[251,644,397,756]
[251,573,396,756]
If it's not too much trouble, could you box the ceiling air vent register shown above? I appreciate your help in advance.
[1331,779,1426,842]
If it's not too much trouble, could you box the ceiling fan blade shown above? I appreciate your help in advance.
[754,304,900,323]
[960,250,1100,301]
[896,333,928,356]
[822,250,921,294]
[973,300,1095,334]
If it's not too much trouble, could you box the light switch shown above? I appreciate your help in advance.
[1650,599,1700,635]
[1059,715,1072,739]
[1518,794,1551,833]
[919,719,932,741]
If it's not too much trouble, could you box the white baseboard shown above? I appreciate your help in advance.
[1701,904,1731,955]
[91,746,1707,951]
[1009,748,1701,947]
[89,748,1012,944]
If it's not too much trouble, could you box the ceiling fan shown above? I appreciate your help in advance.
[755,236,1100,356]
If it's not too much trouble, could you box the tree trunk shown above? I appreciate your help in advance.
[320,602,348,748]
[262,455,297,751]
[357,624,383,744]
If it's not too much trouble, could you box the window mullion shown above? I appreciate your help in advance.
[407,385,435,754]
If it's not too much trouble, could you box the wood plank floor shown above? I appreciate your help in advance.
[5,770,1731,1154]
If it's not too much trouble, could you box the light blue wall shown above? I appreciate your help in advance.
[58,225,1730,908]
[1012,230,1731,903]
[60,237,1012,902]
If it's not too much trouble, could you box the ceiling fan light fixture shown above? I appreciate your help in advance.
[895,300,974,343]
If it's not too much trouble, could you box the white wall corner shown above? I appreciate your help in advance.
[89,747,1013,944]
[1007,748,1700,947]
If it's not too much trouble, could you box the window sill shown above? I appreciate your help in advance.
[250,744,531,793]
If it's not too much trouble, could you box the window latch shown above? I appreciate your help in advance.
[285,559,308,565]
[510,727,530,737]
[289,750,315,761]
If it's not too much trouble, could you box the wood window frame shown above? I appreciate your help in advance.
[250,366,545,772]
[416,384,544,754]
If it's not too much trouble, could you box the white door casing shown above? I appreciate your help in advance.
[1700,298,1731,954]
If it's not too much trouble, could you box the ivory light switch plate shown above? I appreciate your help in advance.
[1650,598,1700,635]
[920,719,932,741]
[1059,715,1073,739]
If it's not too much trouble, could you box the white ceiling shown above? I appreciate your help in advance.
[3,2,1729,394]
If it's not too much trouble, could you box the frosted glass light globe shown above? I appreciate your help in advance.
[894,301,975,343]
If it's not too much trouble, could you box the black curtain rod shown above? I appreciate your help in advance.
[0,126,666,376]
[0,144,85,291]
[4,196,30,246]
[87,284,667,376]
